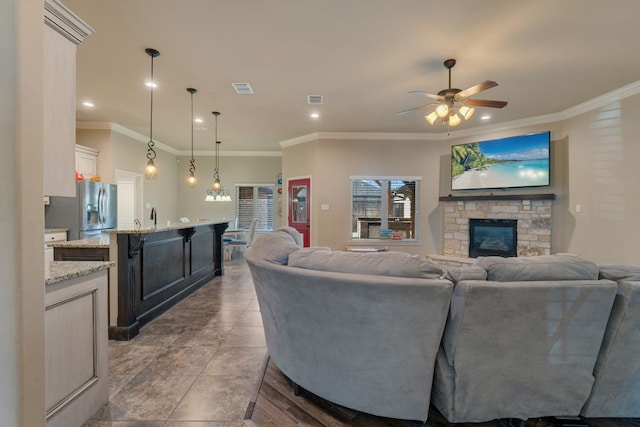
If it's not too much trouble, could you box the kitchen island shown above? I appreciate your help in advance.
[108,221,228,340]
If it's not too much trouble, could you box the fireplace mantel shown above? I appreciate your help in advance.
[439,193,556,202]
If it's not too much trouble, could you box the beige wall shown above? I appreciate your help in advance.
[176,154,282,226]
[283,138,444,254]
[77,128,282,228]
[282,95,640,264]
[3,0,46,424]
[77,129,180,228]
[559,96,640,263]
[111,131,179,228]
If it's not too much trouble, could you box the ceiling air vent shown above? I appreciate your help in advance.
[307,95,323,105]
[232,83,254,94]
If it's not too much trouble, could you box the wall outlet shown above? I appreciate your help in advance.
[321,204,330,211]
[146,203,151,209]
[576,204,582,213]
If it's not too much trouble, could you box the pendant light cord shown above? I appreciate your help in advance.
[189,89,196,173]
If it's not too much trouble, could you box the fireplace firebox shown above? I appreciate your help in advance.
[469,219,517,258]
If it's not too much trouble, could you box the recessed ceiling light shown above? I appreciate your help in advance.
[310,113,320,119]
[145,81,157,88]
[82,101,95,107]
[481,114,491,120]
[194,118,203,123]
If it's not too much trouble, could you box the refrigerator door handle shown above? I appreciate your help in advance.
[98,187,104,226]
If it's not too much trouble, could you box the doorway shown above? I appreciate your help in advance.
[115,169,143,230]
[288,177,310,247]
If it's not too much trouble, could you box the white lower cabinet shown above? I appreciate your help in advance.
[45,270,108,427]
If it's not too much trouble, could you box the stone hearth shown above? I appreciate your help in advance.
[442,199,552,258]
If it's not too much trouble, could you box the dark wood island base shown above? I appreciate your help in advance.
[109,221,228,340]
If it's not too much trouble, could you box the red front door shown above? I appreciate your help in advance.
[288,178,310,247]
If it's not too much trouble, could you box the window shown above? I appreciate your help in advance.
[351,177,420,240]
[236,185,275,231]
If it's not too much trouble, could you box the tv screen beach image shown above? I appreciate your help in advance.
[451,132,550,190]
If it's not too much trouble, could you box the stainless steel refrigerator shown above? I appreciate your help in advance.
[46,181,118,240]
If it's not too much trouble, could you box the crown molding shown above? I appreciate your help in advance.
[279,80,640,147]
[560,79,640,119]
[190,150,282,157]
[44,0,95,45]
[76,121,181,155]
[78,80,640,154]
[76,121,282,157]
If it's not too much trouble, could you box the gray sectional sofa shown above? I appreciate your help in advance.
[244,227,638,424]
[244,228,454,422]
[580,265,640,418]
[431,255,617,422]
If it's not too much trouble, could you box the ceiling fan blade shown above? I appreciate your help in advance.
[455,80,498,100]
[409,91,445,102]
[397,103,437,115]
[463,98,508,108]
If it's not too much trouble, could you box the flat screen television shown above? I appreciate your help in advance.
[451,131,550,191]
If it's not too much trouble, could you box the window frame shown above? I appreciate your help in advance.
[235,183,276,231]
[349,176,421,243]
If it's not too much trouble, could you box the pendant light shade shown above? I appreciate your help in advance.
[144,48,160,180]
[186,87,197,187]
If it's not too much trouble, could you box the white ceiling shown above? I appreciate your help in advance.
[63,0,640,154]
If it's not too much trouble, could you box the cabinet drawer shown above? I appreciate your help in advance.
[45,232,67,243]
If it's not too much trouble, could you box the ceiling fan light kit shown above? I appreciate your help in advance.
[399,58,507,128]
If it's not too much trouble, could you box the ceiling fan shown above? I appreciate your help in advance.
[398,58,507,127]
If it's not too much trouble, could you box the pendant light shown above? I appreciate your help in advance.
[186,87,197,187]
[204,112,232,201]
[211,111,222,192]
[144,48,160,180]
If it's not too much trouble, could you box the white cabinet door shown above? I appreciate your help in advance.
[45,270,108,427]
[75,145,99,178]
[43,24,77,197]
[43,0,94,197]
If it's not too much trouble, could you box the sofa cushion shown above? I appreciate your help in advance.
[599,264,640,282]
[473,254,599,282]
[288,250,445,279]
[443,266,488,283]
[275,226,304,247]
[248,230,301,265]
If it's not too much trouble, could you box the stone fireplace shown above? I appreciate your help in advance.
[441,196,553,258]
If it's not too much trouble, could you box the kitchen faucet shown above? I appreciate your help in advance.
[150,207,157,228]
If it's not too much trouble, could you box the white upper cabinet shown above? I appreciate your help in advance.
[75,144,99,179]
[43,0,94,196]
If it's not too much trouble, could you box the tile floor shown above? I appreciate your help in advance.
[85,255,266,427]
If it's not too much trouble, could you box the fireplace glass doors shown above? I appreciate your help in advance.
[468,219,517,258]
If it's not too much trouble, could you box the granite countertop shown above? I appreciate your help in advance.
[109,220,227,234]
[48,235,110,248]
[45,261,114,286]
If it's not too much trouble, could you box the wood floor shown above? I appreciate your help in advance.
[247,360,640,427]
